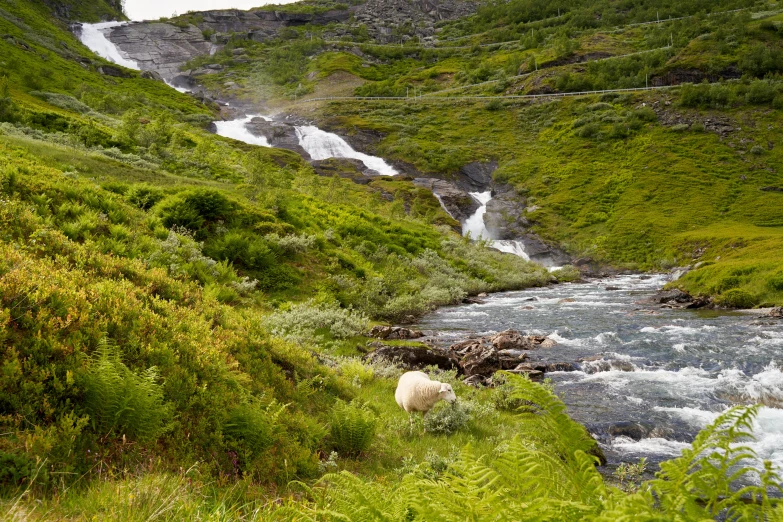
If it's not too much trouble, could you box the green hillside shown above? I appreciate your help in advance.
[190,0,783,306]
[1,0,782,519]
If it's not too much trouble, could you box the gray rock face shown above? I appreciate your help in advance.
[352,0,477,43]
[364,344,458,371]
[458,161,497,191]
[244,118,310,158]
[483,186,529,240]
[413,178,478,222]
[107,22,212,79]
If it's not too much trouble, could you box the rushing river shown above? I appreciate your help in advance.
[415,274,783,470]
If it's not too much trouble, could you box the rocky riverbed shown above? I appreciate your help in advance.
[369,274,783,471]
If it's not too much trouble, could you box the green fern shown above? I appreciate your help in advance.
[223,398,284,456]
[329,400,377,457]
[81,339,170,442]
[272,378,783,521]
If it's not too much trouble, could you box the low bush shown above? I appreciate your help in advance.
[552,264,581,282]
[268,299,369,343]
[715,288,758,309]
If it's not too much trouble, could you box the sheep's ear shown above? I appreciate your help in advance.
[439,383,450,392]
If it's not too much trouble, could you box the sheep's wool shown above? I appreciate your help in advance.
[395,371,447,414]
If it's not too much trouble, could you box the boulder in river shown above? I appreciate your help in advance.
[460,345,500,377]
[489,330,557,350]
[653,288,693,304]
[367,325,424,340]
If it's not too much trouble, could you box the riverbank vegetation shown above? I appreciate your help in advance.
[1,0,783,519]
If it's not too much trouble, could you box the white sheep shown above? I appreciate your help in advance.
[395,371,457,427]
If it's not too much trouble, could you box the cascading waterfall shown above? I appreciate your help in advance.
[213,116,271,147]
[77,22,139,70]
[294,126,398,176]
[462,191,530,260]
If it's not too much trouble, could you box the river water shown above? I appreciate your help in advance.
[415,273,783,470]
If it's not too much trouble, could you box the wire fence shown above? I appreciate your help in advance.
[296,84,678,105]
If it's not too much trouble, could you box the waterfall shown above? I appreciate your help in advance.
[77,22,140,70]
[461,191,530,260]
[213,116,271,147]
[462,191,492,239]
[294,126,398,176]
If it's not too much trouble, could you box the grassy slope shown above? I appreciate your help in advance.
[190,0,783,306]
[0,0,573,516]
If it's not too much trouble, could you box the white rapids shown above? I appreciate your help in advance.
[77,22,139,70]
[414,273,783,473]
[294,125,398,176]
[213,115,271,147]
[462,191,530,260]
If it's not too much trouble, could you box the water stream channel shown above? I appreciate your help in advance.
[414,274,783,469]
[79,24,783,472]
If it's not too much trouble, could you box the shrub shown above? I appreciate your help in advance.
[204,231,276,270]
[329,400,376,456]
[158,189,235,234]
[715,288,758,309]
[423,401,471,434]
[574,122,599,138]
[268,299,369,343]
[768,272,783,291]
[670,123,690,132]
[552,265,581,282]
[223,400,283,457]
[81,340,170,442]
[127,184,165,210]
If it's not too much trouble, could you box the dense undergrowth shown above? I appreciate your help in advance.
[1,0,783,519]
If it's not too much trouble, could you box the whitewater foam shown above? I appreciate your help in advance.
[78,22,139,70]
[213,116,271,147]
[294,126,397,175]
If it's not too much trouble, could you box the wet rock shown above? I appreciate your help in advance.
[488,330,529,350]
[106,22,212,80]
[498,350,529,369]
[245,118,310,157]
[364,344,458,371]
[312,158,376,184]
[506,363,544,381]
[458,161,497,191]
[462,374,487,387]
[605,286,621,291]
[460,345,500,377]
[766,307,783,318]
[545,362,578,372]
[412,178,478,222]
[484,186,530,239]
[367,325,424,340]
[669,266,691,281]
[653,288,692,304]
[608,422,648,441]
[686,297,711,309]
[448,338,484,355]
[140,70,163,81]
[97,64,134,77]
[462,296,486,304]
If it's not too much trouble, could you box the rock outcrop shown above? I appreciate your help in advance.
[368,326,424,340]
[364,343,458,371]
[107,22,212,79]
[412,178,479,221]
[244,118,310,158]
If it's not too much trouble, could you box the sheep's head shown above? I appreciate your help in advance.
[438,383,457,403]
